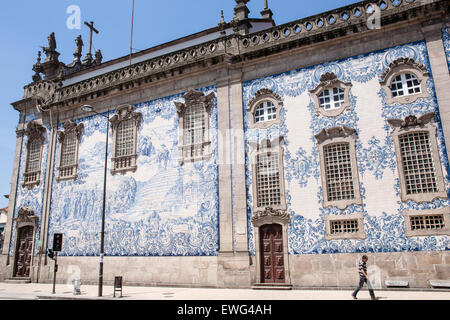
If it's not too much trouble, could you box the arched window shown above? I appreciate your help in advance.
[247,89,283,129]
[310,73,351,117]
[380,58,429,104]
[390,73,421,98]
[318,87,345,111]
[254,101,277,123]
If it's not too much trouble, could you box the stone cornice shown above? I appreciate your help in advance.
[15,0,447,114]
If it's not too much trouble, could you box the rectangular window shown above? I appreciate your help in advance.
[24,139,42,185]
[399,132,438,195]
[58,132,78,179]
[256,152,281,207]
[116,119,135,157]
[26,140,42,173]
[410,215,445,231]
[60,132,77,167]
[323,143,354,201]
[330,219,360,235]
[183,105,206,159]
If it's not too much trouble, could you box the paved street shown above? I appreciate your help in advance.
[0,282,449,300]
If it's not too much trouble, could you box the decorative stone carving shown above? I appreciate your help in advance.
[41,32,59,63]
[13,207,38,226]
[387,112,435,129]
[380,57,429,105]
[314,126,356,145]
[57,121,84,143]
[310,72,352,117]
[24,121,46,143]
[251,207,291,225]
[32,51,43,83]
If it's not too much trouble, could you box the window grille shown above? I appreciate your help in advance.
[256,152,281,207]
[318,87,345,110]
[183,104,206,159]
[59,132,77,178]
[24,139,42,184]
[391,73,421,98]
[410,215,445,231]
[323,143,355,201]
[255,101,277,123]
[330,219,359,235]
[399,132,438,195]
[116,119,134,157]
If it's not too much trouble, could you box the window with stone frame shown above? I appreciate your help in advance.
[109,105,142,175]
[402,208,449,237]
[247,88,283,129]
[56,121,84,181]
[380,57,429,105]
[323,212,366,240]
[388,112,447,203]
[22,121,46,189]
[315,126,362,210]
[310,72,352,118]
[175,89,215,165]
[250,137,287,211]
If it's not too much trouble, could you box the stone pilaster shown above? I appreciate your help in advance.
[0,117,25,279]
[422,22,450,162]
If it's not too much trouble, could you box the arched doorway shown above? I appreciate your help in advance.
[14,226,34,278]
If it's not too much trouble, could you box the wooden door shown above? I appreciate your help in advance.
[260,224,285,283]
[14,226,34,278]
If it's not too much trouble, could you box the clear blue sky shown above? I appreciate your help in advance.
[0,0,359,208]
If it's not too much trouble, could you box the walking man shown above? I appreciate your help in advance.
[352,255,377,300]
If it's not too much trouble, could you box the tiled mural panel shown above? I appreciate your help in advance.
[48,87,220,257]
[243,41,450,255]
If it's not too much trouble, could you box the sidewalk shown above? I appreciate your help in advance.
[0,282,449,300]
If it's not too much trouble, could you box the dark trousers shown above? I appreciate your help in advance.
[352,277,375,298]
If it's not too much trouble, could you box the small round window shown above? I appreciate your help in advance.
[255,101,277,123]
[390,73,421,98]
[319,87,345,111]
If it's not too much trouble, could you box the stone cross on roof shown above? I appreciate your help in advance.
[83,21,99,64]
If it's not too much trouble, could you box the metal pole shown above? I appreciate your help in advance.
[98,112,109,297]
[129,0,135,66]
[52,252,58,294]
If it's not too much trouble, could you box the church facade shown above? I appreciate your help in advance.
[1,0,449,289]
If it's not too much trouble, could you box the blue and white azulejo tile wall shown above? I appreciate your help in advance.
[243,40,450,256]
[48,86,220,257]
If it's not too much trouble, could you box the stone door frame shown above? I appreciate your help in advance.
[251,207,291,285]
[12,207,39,279]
